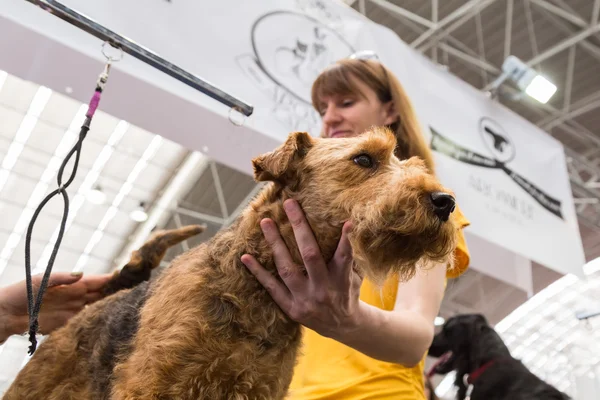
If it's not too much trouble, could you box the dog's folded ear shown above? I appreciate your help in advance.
[252,131,314,183]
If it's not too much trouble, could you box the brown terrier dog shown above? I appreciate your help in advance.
[4,127,459,400]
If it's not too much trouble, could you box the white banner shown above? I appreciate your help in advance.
[1,0,585,276]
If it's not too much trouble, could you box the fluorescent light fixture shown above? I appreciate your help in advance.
[130,203,149,222]
[434,316,445,326]
[87,185,107,205]
[524,75,557,104]
[489,55,557,104]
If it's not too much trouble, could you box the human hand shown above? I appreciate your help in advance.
[0,272,112,341]
[241,199,364,339]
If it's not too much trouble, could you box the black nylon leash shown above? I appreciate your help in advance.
[24,55,115,355]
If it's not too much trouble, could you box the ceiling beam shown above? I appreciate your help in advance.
[410,0,495,48]
[538,90,600,129]
[526,23,600,67]
[368,0,434,28]
[529,0,588,28]
[417,0,498,52]
[593,0,600,25]
[437,43,499,73]
[358,0,366,15]
[563,46,576,112]
[535,2,600,63]
[504,0,514,60]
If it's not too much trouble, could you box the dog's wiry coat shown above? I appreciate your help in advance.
[5,128,459,400]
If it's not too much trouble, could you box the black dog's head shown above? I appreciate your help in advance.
[428,314,497,375]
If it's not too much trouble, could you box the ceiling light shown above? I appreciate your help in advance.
[434,316,445,326]
[489,55,557,104]
[130,202,149,222]
[87,185,106,205]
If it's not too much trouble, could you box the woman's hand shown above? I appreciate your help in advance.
[241,199,363,339]
[0,272,112,343]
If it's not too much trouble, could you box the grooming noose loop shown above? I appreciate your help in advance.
[24,42,121,355]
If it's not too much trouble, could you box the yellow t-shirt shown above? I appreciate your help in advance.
[287,207,471,400]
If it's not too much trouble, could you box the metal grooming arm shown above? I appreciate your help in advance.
[25,0,254,117]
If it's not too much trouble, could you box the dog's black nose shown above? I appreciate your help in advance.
[430,192,455,222]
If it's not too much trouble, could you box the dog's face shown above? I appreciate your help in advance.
[428,314,490,375]
[252,128,459,283]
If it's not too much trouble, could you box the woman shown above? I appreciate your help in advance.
[241,54,470,399]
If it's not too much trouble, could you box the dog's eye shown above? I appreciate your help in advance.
[353,154,374,168]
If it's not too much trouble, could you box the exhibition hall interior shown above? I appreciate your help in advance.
[1,0,600,399]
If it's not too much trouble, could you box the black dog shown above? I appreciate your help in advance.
[428,314,570,400]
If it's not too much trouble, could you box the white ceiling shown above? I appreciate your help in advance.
[0,71,188,287]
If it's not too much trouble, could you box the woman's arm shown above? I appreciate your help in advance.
[241,199,445,367]
[0,272,112,344]
[339,262,445,366]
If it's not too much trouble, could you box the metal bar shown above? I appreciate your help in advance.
[369,0,435,28]
[442,39,450,66]
[474,10,488,85]
[359,0,366,15]
[563,46,576,112]
[551,0,584,18]
[432,0,439,62]
[559,119,600,152]
[593,0,600,25]
[417,0,498,52]
[209,162,229,219]
[411,0,491,48]
[437,43,499,74]
[504,0,514,60]
[529,0,588,28]
[26,0,254,116]
[524,0,540,71]
[573,198,599,205]
[536,5,600,63]
[526,24,600,67]
[540,95,600,130]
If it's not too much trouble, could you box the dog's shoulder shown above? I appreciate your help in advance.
[88,282,151,396]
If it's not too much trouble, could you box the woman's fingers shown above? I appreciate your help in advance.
[260,218,306,291]
[43,272,84,288]
[241,254,293,313]
[283,199,327,283]
[330,221,354,280]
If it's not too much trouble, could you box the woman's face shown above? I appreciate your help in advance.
[317,75,398,139]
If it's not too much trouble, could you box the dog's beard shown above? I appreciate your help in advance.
[350,216,457,286]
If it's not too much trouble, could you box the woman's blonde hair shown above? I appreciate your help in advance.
[311,58,435,173]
